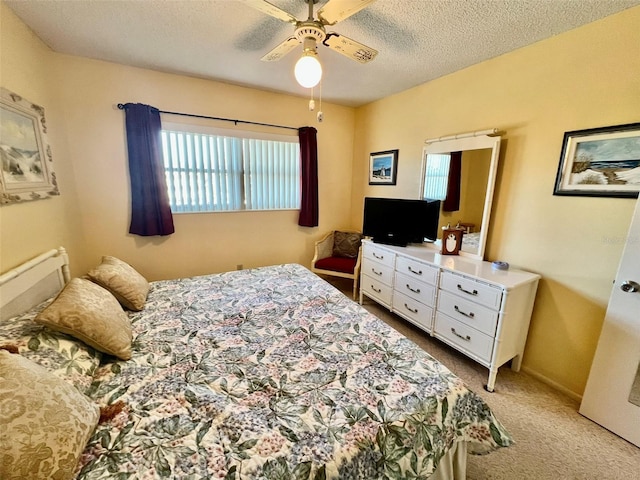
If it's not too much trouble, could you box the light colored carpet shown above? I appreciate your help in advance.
[328,278,640,479]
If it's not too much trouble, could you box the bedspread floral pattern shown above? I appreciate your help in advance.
[78,264,511,479]
[0,299,102,394]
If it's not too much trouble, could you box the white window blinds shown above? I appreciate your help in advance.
[161,124,300,213]
[423,153,451,200]
[243,138,300,210]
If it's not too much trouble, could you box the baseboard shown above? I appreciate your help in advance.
[521,366,583,403]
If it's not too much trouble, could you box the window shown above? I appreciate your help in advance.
[422,153,451,200]
[161,123,300,213]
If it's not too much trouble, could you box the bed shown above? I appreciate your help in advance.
[0,247,512,480]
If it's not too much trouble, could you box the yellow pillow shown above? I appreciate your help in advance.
[87,256,149,311]
[35,278,133,360]
[0,350,99,480]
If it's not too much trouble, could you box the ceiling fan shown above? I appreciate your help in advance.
[240,0,378,88]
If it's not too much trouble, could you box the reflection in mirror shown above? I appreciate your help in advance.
[629,362,640,407]
[421,132,501,260]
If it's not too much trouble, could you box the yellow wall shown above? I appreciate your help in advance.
[0,3,81,272]
[49,54,356,280]
[1,2,355,281]
[352,7,640,397]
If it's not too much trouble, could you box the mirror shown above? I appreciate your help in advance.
[420,133,501,260]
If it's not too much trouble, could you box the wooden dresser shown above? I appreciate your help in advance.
[360,239,540,391]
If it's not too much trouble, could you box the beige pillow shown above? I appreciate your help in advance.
[35,278,133,360]
[86,256,149,311]
[333,231,363,259]
[0,350,99,480]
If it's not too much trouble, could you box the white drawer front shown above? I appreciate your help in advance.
[434,312,494,364]
[363,244,396,268]
[362,260,394,286]
[361,275,393,306]
[395,272,436,307]
[437,290,498,336]
[440,271,502,309]
[393,291,433,331]
[396,256,439,285]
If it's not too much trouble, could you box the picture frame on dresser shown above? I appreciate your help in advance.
[0,87,59,204]
[441,227,463,255]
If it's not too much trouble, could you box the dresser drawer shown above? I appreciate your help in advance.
[363,244,396,268]
[440,270,502,310]
[437,290,498,336]
[393,291,433,331]
[396,256,439,285]
[434,312,494,364]
[362,260,394,286]
[361,275,393,306]
[395,272,436,307]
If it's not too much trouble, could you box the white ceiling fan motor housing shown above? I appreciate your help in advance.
[295,22,326,49]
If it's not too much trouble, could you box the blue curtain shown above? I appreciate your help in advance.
[298,126,318,227]
[122,103,175,236]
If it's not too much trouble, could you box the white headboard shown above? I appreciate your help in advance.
[0,247,70,321]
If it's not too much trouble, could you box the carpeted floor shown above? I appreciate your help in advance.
[329,278,640,479]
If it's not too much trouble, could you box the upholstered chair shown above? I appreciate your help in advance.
[311,231,363,299]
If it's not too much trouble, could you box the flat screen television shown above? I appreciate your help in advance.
[363,197,441,247]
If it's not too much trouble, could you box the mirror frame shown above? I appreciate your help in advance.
[420,134,501,260]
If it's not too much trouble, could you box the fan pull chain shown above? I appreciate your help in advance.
[309,87,315,111]
[317,81,324,122]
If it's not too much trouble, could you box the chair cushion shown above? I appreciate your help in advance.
[315,256,357,274]
[332,231,362,259]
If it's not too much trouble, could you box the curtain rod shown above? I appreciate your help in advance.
[117,104,299,132]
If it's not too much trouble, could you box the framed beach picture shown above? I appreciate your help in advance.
[0,87,59,204]
[369,149,398,185]
[553,122,640,198]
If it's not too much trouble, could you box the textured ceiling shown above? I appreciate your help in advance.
[5,0,639,106]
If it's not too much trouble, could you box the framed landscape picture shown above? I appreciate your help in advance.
[0,87,59,204]
[369,149,398,185]
[553,122,640,198]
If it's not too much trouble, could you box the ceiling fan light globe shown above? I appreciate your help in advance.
[294,54,322,88]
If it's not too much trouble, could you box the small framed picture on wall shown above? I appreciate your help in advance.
[369,149,398,185]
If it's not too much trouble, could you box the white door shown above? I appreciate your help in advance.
[579,198,640,447]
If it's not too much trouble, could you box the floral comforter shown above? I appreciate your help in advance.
[78,264,511,479]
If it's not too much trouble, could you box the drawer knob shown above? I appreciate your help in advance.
[371,285,382,293]
[454,305,475,319]
[406,284,421,294]
[373,253,384,260]
[404,303,418,314]
[451,328,471,341]
[408,266,423,276]
[457,284,478,296]
[371,268,382,276]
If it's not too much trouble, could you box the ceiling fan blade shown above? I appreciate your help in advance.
[323,32,378,64]
[261,36,300,61]
[317,0,377,25]
[239,0,298,24]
